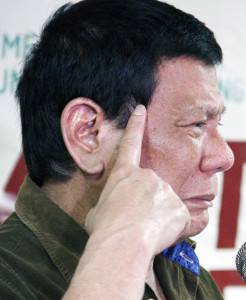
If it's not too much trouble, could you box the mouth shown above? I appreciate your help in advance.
[182,195,215,209]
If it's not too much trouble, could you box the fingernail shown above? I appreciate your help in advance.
[133,105,146,116]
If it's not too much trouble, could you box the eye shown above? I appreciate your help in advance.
[193,121,206,128]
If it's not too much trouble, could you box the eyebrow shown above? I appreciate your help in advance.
[183,104,226,122]
[206,105,226,118]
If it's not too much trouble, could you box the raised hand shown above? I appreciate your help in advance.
[64,105,191,300]
[86,105,190,255]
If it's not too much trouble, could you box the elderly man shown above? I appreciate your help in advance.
[0,0,234,299]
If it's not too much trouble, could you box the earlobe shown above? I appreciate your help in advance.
[61,98,105,175]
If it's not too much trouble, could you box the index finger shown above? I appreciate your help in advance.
[115,105,147,168]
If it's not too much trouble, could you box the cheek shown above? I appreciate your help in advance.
[140,132,203,193]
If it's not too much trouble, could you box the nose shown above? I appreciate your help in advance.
[200,133,234,174]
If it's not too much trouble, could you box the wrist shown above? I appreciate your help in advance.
[64,226,155,299]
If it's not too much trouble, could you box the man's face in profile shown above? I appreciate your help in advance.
[140,57,234,238]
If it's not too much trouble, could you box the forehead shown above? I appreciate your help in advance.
[150,57,224,117]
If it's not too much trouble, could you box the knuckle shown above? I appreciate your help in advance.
[161,181,173,191]
[178,203,190,221]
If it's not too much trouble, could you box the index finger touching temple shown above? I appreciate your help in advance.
[115,105,147,168]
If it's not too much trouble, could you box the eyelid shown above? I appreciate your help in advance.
[193,121,206,128]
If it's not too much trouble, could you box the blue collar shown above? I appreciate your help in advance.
[162,241,200,276]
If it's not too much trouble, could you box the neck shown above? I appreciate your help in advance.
[41,170,91,228]
[41,168,110,228]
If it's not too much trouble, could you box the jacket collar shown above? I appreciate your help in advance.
[15,176,89,283]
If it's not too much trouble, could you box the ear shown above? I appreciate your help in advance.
[61,98,105,175]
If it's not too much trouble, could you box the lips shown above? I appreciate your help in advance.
[182,195,215,209]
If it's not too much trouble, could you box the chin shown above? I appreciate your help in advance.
[184,211,209,238]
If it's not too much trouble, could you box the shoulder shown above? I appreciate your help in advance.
[0,213,37,299]
[0,212,39,255]
[198,265,224,299]
[0,213,30,250]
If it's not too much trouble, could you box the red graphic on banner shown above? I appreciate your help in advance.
[217,142,246,248]
[4,154,27,196]
[211,270,245,294]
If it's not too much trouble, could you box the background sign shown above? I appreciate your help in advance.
[1,1,246,298]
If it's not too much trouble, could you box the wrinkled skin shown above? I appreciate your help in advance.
[140,57,234,238]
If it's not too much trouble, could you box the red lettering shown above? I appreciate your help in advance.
[4,153,27,196]
[217,142,246,248]
[210,270,245,294]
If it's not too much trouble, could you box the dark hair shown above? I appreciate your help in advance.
[16,0,222,186]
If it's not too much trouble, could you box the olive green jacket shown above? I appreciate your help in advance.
[0,176,223,299]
